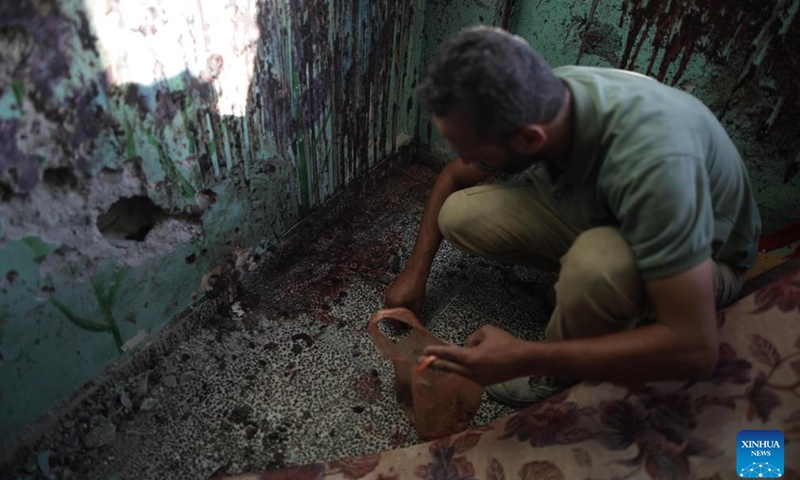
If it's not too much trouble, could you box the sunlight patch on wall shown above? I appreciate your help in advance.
[85,0,260,116]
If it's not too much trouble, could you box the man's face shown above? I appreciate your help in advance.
[432,106,542,174]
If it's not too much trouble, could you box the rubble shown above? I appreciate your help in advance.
[82,423,117,449]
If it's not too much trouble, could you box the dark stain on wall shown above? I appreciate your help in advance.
[603,0,800,184]
[1,3,70,104]
[0,2,115,193]
[245,0,419,212]
[617,0,775,84]
[577,20,622,65]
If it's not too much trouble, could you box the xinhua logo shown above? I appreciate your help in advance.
[737,430,784,478]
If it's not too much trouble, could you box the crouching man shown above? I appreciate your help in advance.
[384,26,761,407]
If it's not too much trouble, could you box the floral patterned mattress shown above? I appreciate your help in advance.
[218,264,800,480]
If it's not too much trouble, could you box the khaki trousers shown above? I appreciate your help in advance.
[438,183,744,341]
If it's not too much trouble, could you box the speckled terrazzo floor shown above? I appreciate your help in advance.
[1,161,555,480]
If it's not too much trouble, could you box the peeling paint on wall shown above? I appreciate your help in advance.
[0,0,424,441]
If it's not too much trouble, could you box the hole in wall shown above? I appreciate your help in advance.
[0,182,12,201]
[5,270,18,285]
[97,196,166,242]
[43,167,78,188]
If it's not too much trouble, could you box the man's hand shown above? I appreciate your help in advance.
[382,158,492,315]
[423,325,532,386]
[383,268,426,314]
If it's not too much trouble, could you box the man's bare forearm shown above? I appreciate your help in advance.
[404,158,493,277]
[517,322,717,383]
[403,177,451,276]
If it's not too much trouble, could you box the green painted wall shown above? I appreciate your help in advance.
[0,0,425,441]
[417,0,800,235]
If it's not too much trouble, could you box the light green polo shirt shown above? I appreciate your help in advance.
[525,66,761,280]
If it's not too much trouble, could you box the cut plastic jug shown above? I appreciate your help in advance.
[368,308,483,441]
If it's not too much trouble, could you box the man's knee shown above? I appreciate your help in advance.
[438,191,506,259]
[437,192,468,244]
[556,227,643,317]
[562,226,635,277]
[547,229,657,341]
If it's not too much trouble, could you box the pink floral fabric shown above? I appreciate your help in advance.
[220,266,800,480]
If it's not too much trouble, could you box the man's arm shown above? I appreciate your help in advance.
[384,158,493,312]
[536,257,719,381]
[425,258,719,385]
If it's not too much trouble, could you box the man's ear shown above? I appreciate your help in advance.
[510,124,547,154]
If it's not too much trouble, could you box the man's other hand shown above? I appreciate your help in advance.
[423,325,530,386]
